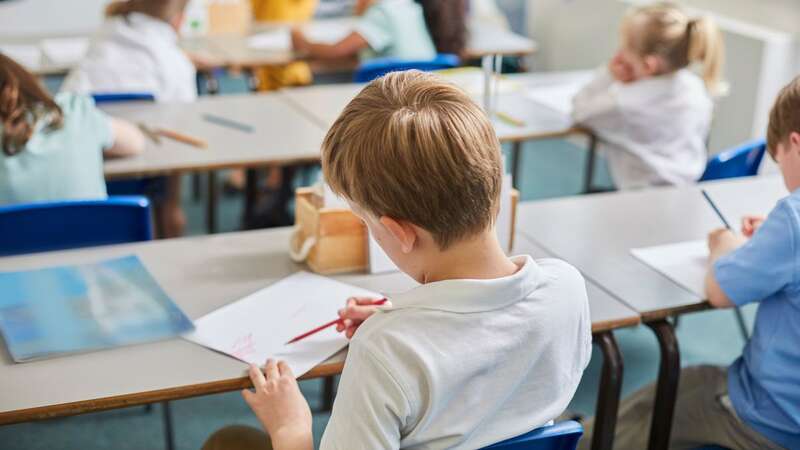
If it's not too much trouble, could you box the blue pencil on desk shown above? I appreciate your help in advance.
[701,189,732,230]
[202,113,255,133]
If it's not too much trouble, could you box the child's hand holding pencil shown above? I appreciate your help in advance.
[336,297,391,339]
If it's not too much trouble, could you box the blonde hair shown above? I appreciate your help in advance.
[106,0,189,22]
[321,70,502,250]
[767,76,800,157]
[623,2,724,94]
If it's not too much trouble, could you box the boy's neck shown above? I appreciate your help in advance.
[419,231,519,284]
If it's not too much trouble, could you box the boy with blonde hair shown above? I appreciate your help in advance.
[203,70,592,450]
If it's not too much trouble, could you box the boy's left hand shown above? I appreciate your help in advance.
[707,228,747,259]
[242,359,313,449]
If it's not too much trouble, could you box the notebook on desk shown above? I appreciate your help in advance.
[0,255,193,362]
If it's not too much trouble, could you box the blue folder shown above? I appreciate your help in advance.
[0,255,194,362]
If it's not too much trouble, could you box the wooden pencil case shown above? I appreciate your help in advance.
[290,187,520,275]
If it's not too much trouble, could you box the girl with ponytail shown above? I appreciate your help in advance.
[572,2,724,190]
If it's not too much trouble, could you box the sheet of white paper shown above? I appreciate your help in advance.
[40,37,89,66]
[184,271,380,376]
[631,240,708,298]
[525,75,593,116]
[0,44,42,71]
[301,19,354,44]
[247,29,291,50]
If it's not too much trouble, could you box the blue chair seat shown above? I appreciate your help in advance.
[0,196,153,257]
[354,53,461,83]
[699,138,767,182]
[91,92,156,103]
[481,420,583,450]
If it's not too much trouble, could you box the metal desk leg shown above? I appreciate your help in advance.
[592,331,623,450]
[646,320,681,450]
[243,169,259,228]
[206,170,218,234]
[734,308,749,341]
[510,141,522,190]
[162,401,175,450]
[583,134,598,194]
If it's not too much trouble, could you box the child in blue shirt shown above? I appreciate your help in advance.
[578,76,800,450]
[704,76,800,450]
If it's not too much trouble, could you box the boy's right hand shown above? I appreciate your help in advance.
[741,215,766,237]
[336,297,390,339]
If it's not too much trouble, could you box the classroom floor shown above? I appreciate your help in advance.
[2,78,755,449]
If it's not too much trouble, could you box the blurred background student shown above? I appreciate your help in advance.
[61,0,197,238]
[0,54,144,205]
[572,2,724,190]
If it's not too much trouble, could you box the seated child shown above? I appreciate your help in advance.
[578,76,800,450]
[573,2,724,190]
[61,0,198,237]
[0,53,144,204]
[290,0,439,61]
[202,70,592,449]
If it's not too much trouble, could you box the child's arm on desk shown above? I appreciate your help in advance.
[104,118,146,157]
[291,29,369,60]
[705,228,747,308]
[243,359,313,450]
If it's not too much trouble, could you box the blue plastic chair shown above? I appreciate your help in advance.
[354,53,461,82]
[699,138,767,182]
[0,196,152,257]
[480,421,583,450]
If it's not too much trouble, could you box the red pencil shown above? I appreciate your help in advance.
[286,298,388,344]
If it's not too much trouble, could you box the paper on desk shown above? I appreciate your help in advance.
[525,81,588,116]
[40,37,89,66]
[0,44,42,71]
[630,240,708,298]
[184,271,380,377]
[247,30,291,50]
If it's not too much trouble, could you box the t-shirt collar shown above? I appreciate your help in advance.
[386,256,543,313]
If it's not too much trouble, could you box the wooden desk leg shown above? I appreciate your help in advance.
[162,401,175,450]
[206,170,218,234]
[583,134,598,194]
[592,331,623,450]
[646,320,681,450]
[511,141,522,190]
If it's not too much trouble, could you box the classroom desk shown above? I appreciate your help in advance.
[516,175,788,450]
[0,229,637,450]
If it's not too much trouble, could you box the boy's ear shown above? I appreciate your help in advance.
[379,216,417,254]
[789,132,800,152]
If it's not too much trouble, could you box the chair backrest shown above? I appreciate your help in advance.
[699,138,767,182]
[354,53,461,83]
[0,196,153,257]
[91,92,156,104]
[480,421,583,450]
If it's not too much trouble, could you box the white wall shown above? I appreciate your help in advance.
[526,0,800,152]
[0,0,110,36]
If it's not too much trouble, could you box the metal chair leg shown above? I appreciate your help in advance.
[510,141,522,190]
[583,134,598,194]
[322,376,337,412]
[162,401,175,450]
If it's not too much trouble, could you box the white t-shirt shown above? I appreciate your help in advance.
[320,255,592,450]
[61,12,197,103]
[572,68,713,190]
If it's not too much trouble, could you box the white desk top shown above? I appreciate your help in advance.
[517,176,788,320]
[0,228,636,423]
[101,92,326,178]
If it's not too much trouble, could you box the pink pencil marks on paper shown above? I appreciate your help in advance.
[230,333,256,360]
